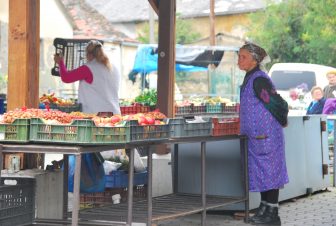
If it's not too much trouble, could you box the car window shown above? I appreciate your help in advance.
[271,70,316,90]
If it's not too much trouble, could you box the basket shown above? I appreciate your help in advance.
[0,178,35,226]
[212,117,240,136]
[49,103,82,113]
[0,119,30,143]
[120,105,150,115]
[166,117,212,138]
[105,170,148,188]
[51,38,103,76]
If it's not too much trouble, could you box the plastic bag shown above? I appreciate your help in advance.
[68,153,106,193]
[103,160,122,175]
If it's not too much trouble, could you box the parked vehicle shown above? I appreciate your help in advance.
[269,63,336,113]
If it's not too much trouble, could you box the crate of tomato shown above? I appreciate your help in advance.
[212,117,240,136]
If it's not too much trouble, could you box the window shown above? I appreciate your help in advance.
[271,70,316,90]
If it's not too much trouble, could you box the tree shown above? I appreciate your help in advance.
[246,0,336,68]
[137,14,201,44]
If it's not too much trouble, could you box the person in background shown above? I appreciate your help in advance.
[306,86,326,115]
[54,40,121,193]
[238,43,289,225]
[323,71,336,99]
[54,40,121,114]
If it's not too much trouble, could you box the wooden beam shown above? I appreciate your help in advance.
[157,0,175,118]
[148,0,159,15]
[8,0,40,110]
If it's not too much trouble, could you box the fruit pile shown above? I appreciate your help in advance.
[39,93,75,106]
[0,107,167,127]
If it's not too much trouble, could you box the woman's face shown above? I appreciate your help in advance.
[312,89,323,101]
[238,49,257,72]
[327,73,336,86]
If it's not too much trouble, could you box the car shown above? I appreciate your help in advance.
[269,63,336,113]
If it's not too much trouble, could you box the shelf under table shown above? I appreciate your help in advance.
[79,193,246,223]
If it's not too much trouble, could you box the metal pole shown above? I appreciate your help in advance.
[147,147,153,225]
[241,137,249,222]
[63,154,69,219]
[127,148,135,226]
[71,153,81,226]
[201,141,206,226]
[173,144,179,193]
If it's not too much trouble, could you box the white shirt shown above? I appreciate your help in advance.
[78,59,121,114]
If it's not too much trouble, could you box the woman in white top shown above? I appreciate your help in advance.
[54,40,120,114]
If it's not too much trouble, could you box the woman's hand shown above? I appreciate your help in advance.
[54,53,63,64]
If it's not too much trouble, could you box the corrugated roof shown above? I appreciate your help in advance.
[84,0,266,23]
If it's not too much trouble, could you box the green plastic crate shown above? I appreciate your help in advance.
[91,122,130,144]
[29,118,93,144]
[0,119,30,143]
[206,103,223,113]
[166,117,212,138]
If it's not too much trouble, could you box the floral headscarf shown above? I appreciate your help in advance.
[240,43,268,64]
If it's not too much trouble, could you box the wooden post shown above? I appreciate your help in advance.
[8,0,40,110]
[209,0,216,46]
[157,0,176,118]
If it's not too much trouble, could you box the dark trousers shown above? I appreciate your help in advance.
[260,189,279,204]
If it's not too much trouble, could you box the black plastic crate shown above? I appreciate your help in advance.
[51,38,104,76]
[0,178,35,226]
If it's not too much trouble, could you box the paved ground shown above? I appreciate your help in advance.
[157,187,336,226]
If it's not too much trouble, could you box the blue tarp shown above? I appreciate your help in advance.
[132,45,209,74]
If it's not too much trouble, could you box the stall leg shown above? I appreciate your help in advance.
[201,141,206,226]
[71,153,81,226]
[127,148,135,226]
[241,137,249,223]
[147,147,153,226]
[334,120,336,187]
[0,145,2,182]
[63,154,69,220]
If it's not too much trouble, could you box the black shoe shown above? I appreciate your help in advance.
[249,202,267,223]
[251,205,281,225]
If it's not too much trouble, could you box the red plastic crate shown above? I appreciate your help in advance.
[120,105,150,115]
[212,117,240,136]
[222,103,240,114]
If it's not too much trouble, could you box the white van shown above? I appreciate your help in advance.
[269,63,336,112]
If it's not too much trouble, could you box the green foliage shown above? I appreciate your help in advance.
[137,14,201,44]
[246,0,336,67]
[135,89,157,107]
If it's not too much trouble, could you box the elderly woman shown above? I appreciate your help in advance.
[238,43,289,225]
[306,86,326,115]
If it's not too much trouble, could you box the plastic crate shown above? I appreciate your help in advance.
[120,105,150,115]
[129,120,170,142]
[105,170,148,188]
[29,118,94,144]
[206,103,223,113]
[166,117,212,138]
[222,103,240,114]
[91,122,130,144]
[192,105,206,115]
[49,103,82,113]
[51,38,104,76]
[175,105,192,116]
[0,119,30,143]
[212,117,240,136]
[0,178,35,226]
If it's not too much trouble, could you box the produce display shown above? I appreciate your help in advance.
[39,93,75,106]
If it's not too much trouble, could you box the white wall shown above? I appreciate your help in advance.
[40,0,73,38]
[0,0,8,23]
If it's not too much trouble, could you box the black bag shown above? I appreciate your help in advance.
[264,92,289,127]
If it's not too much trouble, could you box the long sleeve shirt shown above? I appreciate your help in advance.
[58,59,93,84]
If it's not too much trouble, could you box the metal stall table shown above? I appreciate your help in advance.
[79,135,248,226]
[0,135,248,226]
